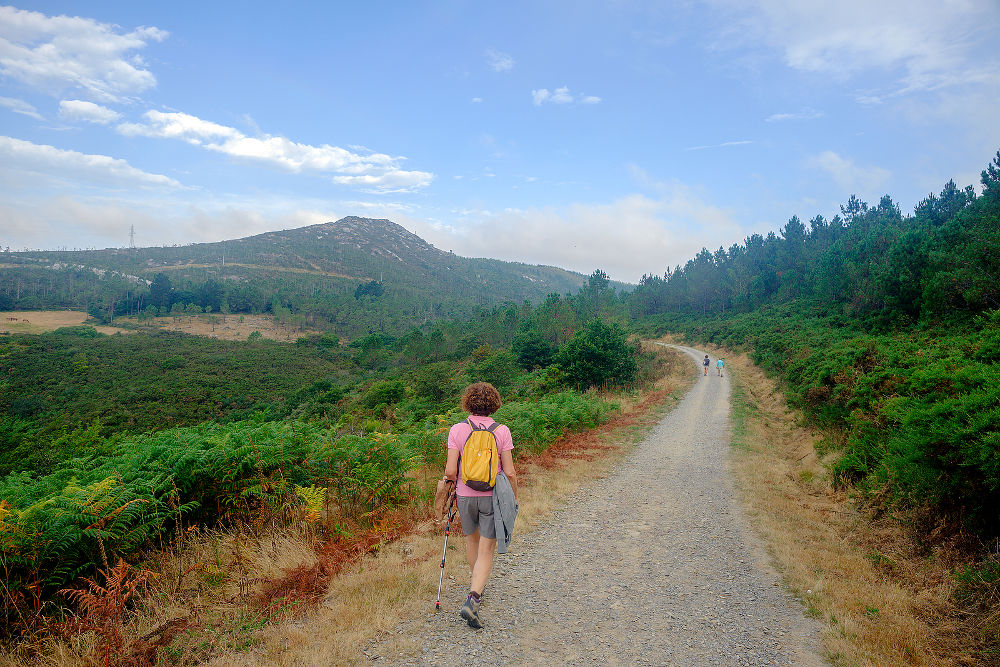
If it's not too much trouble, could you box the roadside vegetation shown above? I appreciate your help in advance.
[634,151,1000,661]
[721,348,986,665]
[0,269,652,664]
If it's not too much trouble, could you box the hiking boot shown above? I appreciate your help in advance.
[460,596,482,629]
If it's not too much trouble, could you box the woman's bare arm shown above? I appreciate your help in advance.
[445,448,460,482]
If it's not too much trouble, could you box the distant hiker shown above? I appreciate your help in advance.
[717,358,725,376]
[703,354,710,376]
[444,382,518,629]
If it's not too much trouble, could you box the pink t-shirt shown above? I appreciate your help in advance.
[448,416,514,497]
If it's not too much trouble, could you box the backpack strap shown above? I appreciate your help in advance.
[459,418,483,477]
[467,418,501,433]
[459,419,501,482]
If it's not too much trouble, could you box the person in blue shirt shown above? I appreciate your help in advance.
[717,358,725,377]
[703,354,710,376]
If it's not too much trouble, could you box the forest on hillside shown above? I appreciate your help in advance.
[0,217,589,337]
[629,154,999,326]
[629,151,1000,544]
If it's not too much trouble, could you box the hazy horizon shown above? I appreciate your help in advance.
[2,1,998,282]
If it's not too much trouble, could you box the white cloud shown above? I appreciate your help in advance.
[0,189,422,251]
[2,197,160,247]
[0,135,181,189]
[337,200,414,215]
[531,86,601,106]
[118,110,434,192]
[331,171,435,193]
[118,110,239,143]
[168,207,334,246]
[685,140,753,151]
[58,99,121,124]
[240,113,262,135]
[765,108,823,122]
[0,202,56,250]
[471,97,482,103]
[707,0,1000,142]
[531,89,551,105]
[0,162,741,284]
[707,0,998,80]
[405,186,743,282]
[485,49,514,72]
[0,95,42,119]
[806,150,891,195]
[0,5,167,103]
[0,197,323,250]
[854,94,883,106]
[549,87,573,104]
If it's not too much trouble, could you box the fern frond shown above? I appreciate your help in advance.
[294,484,327,522]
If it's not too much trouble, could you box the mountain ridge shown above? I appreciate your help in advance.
[8,216,584,284]
[1,216,590,334]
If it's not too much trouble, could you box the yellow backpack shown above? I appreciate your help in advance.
[460,418,500,492]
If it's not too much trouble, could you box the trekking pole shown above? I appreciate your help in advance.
[435,496,456,610]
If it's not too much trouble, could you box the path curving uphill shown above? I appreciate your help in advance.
[367,345,825,666]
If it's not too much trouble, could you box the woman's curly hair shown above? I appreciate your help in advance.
[461,382,502,416]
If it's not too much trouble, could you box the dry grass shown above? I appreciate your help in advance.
[126,313,315,343]
[0,309,323,343]
[0,310,129,335]
[2,344,690,666]
[0,526,322,666]
[702,342,984,666]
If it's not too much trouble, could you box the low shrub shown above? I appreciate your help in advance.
[0,419,420,634]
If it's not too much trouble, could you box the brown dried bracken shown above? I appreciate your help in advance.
[59,559,159,667]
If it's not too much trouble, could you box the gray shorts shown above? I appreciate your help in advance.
[457,495,495,539]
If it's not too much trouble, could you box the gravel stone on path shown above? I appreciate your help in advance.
[366,345,826,666]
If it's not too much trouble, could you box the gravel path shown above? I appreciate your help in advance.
[366,345,825,666]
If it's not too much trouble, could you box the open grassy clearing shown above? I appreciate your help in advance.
[0,309,321,342]
[133,313,315,343]
[706,340,984,666]
[0,310,129,336]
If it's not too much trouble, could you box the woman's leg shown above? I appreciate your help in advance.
[465,530,480,575]
[470,536,497,595]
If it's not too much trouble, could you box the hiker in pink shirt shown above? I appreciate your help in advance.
[444,382,517,628]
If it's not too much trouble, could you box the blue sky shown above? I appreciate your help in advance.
[2,1,998,282]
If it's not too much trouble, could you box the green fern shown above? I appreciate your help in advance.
[2,388,618,632]
[294,484,327,522]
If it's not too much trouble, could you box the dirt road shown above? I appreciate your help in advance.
[366,344,825,666]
